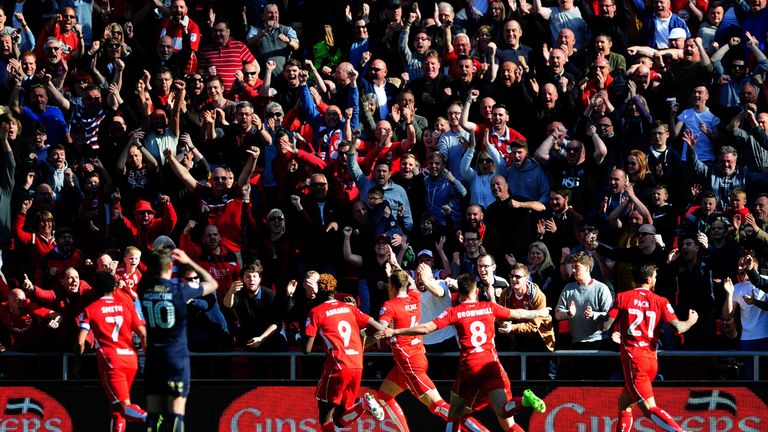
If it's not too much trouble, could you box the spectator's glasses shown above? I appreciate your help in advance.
[183,275,200,281]
[62,14,77,19]
[597,123,612,129]
[464,237,480,242]
[478,158,493,164]
[266,112,283,118]
[46,46,61,51]
[565,146,581,153]
[269,216,285,222]
[107,43,121,49]
[244,71,258,76]
[731,64,746,70]
[212,176,228,182]
[509,273,526,280]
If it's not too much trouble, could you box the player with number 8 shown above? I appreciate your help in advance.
[376,273,549,432]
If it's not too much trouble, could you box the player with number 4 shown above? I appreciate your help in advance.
[376,273,549,432]
[601,264,698,432]
[78,272,148,432]
[139,247,218,432]
[304,273,388,431]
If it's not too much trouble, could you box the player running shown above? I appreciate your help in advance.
[304,273,387,432]
[376,268,489,432]
[77,271,147,432]
[139,247,218,432]
[376,273,549,432]
[601,264,698,432]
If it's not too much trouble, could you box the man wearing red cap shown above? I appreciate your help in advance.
[112,196,177,250]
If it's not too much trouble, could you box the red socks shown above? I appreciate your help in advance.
[616,411,633,432]
[429,400,450,420]
[377,392,410,432]
[648,407,683,432]
[505,423,524,432]
[110,411,125,432]
[502,397,524,417]
[337,400,366,427]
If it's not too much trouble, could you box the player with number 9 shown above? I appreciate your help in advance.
[304,273,387,432]
[78,271,147,432]
[601,264,698,432]
[376,273,549,432]
[138,247,218,432]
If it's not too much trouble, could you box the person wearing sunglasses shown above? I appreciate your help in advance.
[37,7,84,62]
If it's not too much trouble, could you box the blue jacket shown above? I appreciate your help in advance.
[348,154,413,230]
[423,175,467,227]
[504,157,550,204]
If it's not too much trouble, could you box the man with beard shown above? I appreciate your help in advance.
[486,176,536,265]
[159,0,201,75]
[399,13,432,80]
[406,50,452,122]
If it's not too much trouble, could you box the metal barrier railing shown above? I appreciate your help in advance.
[1,350,765,381]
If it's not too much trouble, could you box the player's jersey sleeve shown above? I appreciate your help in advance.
[379,301,395,326]
[433,307,455,330]
[353,305,373,329]
[657,296,678,323]
[607,297,620,320]
[305,309,318,337]
[492,302,511,319]
[78,306,92,331]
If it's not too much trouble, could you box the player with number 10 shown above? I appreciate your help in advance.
[138,247,218,432]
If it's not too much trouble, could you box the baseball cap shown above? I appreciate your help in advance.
[418,249,433,258]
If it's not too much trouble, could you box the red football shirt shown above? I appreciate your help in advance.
[306,299,372,371]
[79,295,144,368]
[607,288,678,358]
[116,267,142,300]
[433,300,510,368]
[379,289,425,360]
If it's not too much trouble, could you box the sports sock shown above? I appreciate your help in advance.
[146,413,161,432]
[505,423,524,432]
[376,392,410,432]
[429,400,450,420]
[461,416,491,432]
[337,400,366,427]
[616,411,633,432]
[123,403,147,423]
[501,397,524,417]
[110,411,126,432]
[168,414,184,432]
[648,407,683,432]
[446,416,462,432]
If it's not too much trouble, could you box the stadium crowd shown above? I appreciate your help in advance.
[1,0,768,381]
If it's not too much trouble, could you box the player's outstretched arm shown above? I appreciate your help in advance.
[508,307,551,321]
[670,310,698,334]
[376,321,437,339]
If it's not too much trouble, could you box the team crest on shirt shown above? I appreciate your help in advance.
[379,306,387,316]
